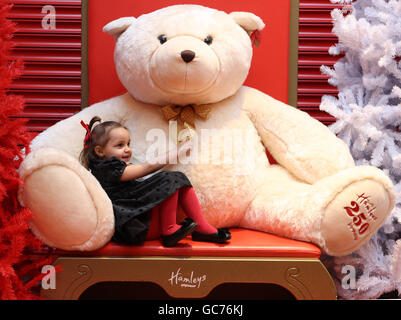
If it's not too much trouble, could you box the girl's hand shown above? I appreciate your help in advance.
[177,141,193,160]
[121,141,195,181]
[151,145,178,165]
[149,141,194,165]
[163,141,193,164]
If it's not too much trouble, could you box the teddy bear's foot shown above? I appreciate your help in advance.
[19,148,115,251]
[320,168,394,256]
[241,165,394,257]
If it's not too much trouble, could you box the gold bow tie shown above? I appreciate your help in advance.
[161,104,212,129]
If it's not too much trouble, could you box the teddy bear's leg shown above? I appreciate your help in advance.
[240,165,394,256]
[19,148,115,251]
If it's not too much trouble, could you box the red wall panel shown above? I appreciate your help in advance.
[6,0,82,132]
[87,0,292,106]
[7,0,347,132]
[297,0,347,125]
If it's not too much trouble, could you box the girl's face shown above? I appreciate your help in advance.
[95,127,132,164]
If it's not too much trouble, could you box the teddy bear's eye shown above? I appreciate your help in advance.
[158,35,167,44]
[204,36,213,45]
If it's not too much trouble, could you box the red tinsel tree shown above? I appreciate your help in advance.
[0,2,54,300]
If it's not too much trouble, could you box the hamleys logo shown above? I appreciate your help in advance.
[344,193,378,241]
[168,267,207,289]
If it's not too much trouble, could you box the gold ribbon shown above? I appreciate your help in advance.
[161,104,212,142]
[161,104,212,129]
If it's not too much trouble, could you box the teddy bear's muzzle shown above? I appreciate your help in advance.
[149,36,220,94]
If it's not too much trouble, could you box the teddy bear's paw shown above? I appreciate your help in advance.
[321,179,392,256]
[20,148,115,251]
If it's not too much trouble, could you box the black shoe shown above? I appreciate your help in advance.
[180,218,230,236]
[219,228,231,238]
[191,228,231,244]
[179,217,194,227]
[161,221,198,247]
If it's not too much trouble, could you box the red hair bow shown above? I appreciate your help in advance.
[251,30,262,48]
[80,120,91,149]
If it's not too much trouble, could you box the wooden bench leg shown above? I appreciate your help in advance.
[41,257,336,300]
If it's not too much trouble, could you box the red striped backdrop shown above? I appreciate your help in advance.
[7,0,82,132]
[7,0,346,132]
[298,0,347,125]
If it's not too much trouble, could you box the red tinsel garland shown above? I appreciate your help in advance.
[0,2,54,300]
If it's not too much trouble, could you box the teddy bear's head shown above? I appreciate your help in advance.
[103,5,265,106]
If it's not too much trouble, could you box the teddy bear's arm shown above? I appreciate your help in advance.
[30,93,134,158]
[242,86,355,184]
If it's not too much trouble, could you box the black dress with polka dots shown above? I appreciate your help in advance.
[89,157,192,245]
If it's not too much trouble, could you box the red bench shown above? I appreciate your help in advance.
[41,228,336,300]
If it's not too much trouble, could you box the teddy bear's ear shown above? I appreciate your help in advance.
[103,17,136,38]
[229,12,265,36]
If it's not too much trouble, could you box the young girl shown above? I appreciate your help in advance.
[79,116,231,247]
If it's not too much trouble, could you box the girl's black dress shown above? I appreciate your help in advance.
[89,157,192,245]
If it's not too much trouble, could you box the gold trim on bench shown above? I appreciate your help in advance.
[42,256,336,300]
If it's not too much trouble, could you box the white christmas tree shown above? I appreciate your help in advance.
[319,0,401,299]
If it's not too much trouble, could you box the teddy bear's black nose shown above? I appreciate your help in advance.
[181,50,196,63]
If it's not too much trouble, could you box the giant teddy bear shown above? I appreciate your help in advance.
[18,5,395,256]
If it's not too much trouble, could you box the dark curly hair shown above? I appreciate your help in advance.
[79,116,127,169]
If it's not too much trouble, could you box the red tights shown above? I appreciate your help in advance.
[146,186,217,240]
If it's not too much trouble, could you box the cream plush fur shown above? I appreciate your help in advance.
[19,5,395,256]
